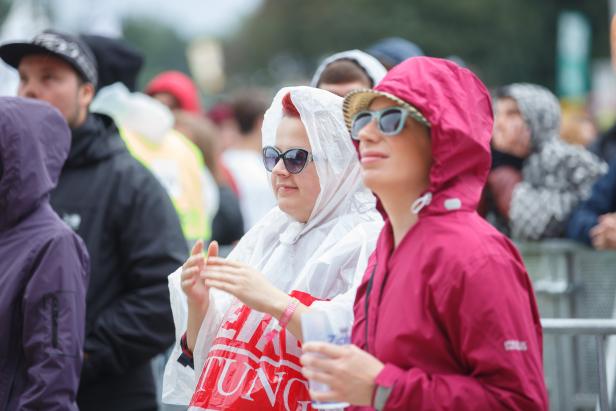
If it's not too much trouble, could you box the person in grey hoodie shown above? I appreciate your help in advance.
[485,83,607,240]
[0,97,89,410]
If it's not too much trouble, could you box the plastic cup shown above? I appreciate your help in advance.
[301,309,351,410]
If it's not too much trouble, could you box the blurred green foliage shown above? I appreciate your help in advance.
[2,0,608,93]
[123,17,191,91]
[222,0,610,90]
[0,0,11,21]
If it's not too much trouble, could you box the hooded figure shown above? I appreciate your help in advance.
[311,49,387,91]
[163,86,382,410]
[80,34,144,92]
[301,58,548,410]
[501,84,607,240]
[91,83,215,243]
[146,70,203,114]
[0,97,89,410]
[85,35,216,244]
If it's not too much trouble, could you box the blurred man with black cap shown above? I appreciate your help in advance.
[0,29,188,411]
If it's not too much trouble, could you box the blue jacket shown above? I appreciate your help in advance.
[0,97,89,410]
[567,158,616,245]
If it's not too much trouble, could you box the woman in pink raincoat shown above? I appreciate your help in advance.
[301,57,549,411]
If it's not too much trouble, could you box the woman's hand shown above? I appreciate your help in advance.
[183,240,218,352]
[300,342,385,406]
[181,240,216,312]
[202,258,289,316]
[591,213,616,250]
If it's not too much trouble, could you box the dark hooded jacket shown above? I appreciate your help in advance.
[49,112,188,411]
[567,157,616,245]
[589,123,616,164]
[0,97,89,411]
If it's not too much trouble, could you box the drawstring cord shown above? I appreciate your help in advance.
[411,192,432,214]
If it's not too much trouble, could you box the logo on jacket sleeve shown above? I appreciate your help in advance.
[504,339,528,351]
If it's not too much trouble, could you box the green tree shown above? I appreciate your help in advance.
[222,0,610,90]
[0,0,10,21]
[122,17,190,91]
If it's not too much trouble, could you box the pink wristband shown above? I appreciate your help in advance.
[263,297,300,343]
[279,297,299,328]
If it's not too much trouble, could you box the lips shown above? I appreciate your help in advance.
[360,150,388,164]
[276,184,298,193]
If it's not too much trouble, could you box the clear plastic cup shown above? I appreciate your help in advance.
[301,309,351,410]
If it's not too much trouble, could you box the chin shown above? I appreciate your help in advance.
[278,199,295,215]
[361,169,388,193]
[278,200,309,222]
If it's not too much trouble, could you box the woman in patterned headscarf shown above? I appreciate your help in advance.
[487,83,607,240]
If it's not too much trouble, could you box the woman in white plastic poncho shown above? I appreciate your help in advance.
[162,86,382,411]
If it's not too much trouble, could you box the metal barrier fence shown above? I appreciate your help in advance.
[541,319,616,411]
[519,240,616,411]
[154,240,616,410]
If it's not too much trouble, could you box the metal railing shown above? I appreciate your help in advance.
[517,240,616,411]
[542,319,616,411]
[152,240,616,410]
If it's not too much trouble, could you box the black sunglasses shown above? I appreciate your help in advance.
[262,146,313,174]
[350,107,410,140]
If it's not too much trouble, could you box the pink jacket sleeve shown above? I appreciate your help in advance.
[376,256,548,411]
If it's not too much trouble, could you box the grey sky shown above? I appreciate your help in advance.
[52,0,262,38]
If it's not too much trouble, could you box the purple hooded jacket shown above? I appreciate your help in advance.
[0,97,89,410]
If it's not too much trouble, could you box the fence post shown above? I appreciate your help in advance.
[596,335,609,411]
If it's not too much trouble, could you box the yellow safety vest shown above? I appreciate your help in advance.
[121,127,210,242]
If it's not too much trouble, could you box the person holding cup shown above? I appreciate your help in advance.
[301,57,549,411]
[162,86,382,410]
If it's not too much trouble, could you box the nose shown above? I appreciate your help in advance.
[18,80,37,99]
[272,157,289,176]
[357,116,381,145]
[493,112,506,135]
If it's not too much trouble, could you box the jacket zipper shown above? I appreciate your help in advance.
[51,294,59,349]
[364,264,378,352]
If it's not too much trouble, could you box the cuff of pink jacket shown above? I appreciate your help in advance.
[373,363,404,410]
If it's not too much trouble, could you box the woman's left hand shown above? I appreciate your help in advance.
[202,257,289,315]
[300,342,385,406]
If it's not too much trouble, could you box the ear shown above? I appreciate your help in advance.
[79,82,95,109]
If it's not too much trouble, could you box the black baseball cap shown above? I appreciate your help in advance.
[0,29,98,87]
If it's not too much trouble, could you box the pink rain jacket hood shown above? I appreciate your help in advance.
[350,57,548,410]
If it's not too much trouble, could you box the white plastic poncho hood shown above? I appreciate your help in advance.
[310,49,387,88]
[90,82,221,221]
[163,86,382,406]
